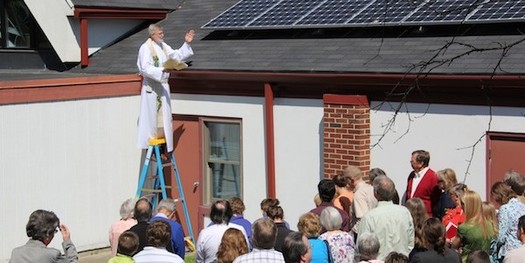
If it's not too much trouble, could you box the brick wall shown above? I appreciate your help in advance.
[323,94,370,178]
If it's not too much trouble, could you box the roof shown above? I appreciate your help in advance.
[77,0,525,76]
[70,0,177,10]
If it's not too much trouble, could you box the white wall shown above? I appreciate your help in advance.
[273,98,324,229]
[0,96,141,262]
[370,102,525,200]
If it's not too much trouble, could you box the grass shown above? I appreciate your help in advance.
[184,252,195,263]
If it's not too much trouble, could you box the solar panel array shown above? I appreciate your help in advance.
[202,0,525,29]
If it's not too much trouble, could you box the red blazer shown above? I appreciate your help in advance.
[406,168,441,217]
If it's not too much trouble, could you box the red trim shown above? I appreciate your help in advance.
[170,71,525,106]
[486,131,491,201]
[264,83,276,198]
[0,74,141,104]
[74,8,168,19]
[80,18,89,67]
[323,94,369,106]
[172,70,525,88]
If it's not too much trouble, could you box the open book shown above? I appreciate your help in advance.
[163,59,188,70]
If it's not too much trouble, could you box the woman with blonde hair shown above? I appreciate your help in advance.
[451,190,496,262]
[297,212,331,263]
[216,228,249,263]
[434,168,458,219]
[405,198,428,260]
[481,202,498,235]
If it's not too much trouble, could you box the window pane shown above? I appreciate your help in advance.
[6,0,32,47]
[205,121,241,201]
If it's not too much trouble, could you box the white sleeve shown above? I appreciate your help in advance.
[137,44,166,83]
[166,42,194,62]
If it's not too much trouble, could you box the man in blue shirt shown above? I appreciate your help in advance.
[150,198,186,259]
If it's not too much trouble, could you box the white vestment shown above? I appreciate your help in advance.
[136,39,193,152]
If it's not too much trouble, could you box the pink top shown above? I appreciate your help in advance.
[109,218,137,255]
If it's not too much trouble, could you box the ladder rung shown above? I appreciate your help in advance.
[141,188,163,193]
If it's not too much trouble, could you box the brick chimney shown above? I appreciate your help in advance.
[323,94,370,178]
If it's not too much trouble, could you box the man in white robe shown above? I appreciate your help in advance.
[137,24,194,153]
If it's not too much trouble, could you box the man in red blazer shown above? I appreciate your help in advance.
[406,150,441,217]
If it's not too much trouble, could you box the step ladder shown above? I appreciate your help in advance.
[136,138,195,246]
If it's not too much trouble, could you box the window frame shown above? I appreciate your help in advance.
[0,0,38,49]
[200,117,243,205]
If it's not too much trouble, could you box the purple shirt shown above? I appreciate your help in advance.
[231,214,252,243]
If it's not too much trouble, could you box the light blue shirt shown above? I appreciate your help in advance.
[498,198,525,256]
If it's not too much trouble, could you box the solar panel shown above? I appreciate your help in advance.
[296,0,375,26]
[347,0,422,25]
[248,0,320,27]
[404,0,481,23]
[201,0,525,30]
[468,0,525,22]
[202,0,280,29]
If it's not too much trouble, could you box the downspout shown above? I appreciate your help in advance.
[264,83,276,198]
[80,18,89,67]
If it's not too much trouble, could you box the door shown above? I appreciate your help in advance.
[170,115,202,242]
[487,132,525,199]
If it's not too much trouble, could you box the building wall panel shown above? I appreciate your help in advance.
[0,96,141,261]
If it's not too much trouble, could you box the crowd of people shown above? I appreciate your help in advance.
[9,149,525,263]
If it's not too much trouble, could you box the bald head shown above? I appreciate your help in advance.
[134,198,152,223]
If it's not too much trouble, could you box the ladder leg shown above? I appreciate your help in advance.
[136,146,154,198]
[171,153,195,244]
[154,145,168,200]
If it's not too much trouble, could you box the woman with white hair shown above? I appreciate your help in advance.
[355,232,382,263]
[109,198,137,255]
[319,207,355,262]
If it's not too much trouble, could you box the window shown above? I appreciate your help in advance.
[202,119,242,203]
[0,0,42,48]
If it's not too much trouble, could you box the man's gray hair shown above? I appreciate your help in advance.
[320,206,342,231]
[157,198,176,212]
[355,232,380,261]
[120,198,136,219]
[504,170,525,195]
[344,165,363,180]
[148,23,162,36]
[373,175,396,202]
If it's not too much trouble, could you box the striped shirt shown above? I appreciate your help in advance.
[233,248,285,263]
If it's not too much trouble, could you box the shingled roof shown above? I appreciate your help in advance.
[78,0,525,75]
